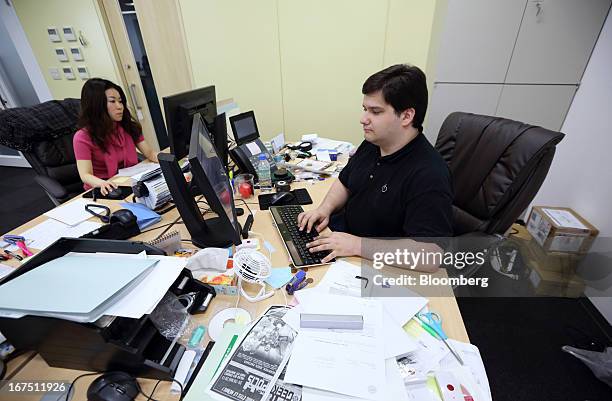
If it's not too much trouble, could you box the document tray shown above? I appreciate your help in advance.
[0,238,215,380]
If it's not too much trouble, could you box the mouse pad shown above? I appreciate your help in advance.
[83,186,133,200]
[258,188,313,210]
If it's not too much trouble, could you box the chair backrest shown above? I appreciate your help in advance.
[435,112,564,236]
[0,99,83,200]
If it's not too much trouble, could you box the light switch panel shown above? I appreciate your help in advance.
[69,47,83,61]
[55,48,68,62]
[62,66,76,80]
[49,67,61,80]
[62,26,77,41]
[76,66,90,79]
[47,26,61,42]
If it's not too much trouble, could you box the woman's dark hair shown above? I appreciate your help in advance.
[362,64,428,132]
[78,78,142,152]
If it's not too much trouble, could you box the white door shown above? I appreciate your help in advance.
[0,66,30,167]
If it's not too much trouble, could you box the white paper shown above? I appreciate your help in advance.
[317,261,428,326]
[117,162,160,178]
[439,340,492,401]
[246,141,261,155]
[18,219,102,250]
[44,198,101,226]
[315,151,332,162]
[542,208,588,230]
[301,359,409,401]
[284,293,385,401]
[69,252,186,318]
[383,307,418,359]
[0,263,15,279]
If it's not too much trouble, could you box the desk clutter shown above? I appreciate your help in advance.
[182,260,492,401]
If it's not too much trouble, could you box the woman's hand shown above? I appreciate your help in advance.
[99,180,118,196]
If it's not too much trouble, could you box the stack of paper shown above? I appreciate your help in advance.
[0,254,157,322]
[270,260,491,401]
[0,252,186,323]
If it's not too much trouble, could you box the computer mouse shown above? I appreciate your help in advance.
[110,209,136,225]
[270,191,296,206]
[106,188,124,199]
[87,372,139,401]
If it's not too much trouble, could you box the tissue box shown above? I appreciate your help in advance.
[526,207,598,253]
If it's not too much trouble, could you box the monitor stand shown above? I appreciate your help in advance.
[191,216,236,248]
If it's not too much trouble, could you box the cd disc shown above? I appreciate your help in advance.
[208,307,252,341]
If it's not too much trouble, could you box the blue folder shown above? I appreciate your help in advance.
[120,202,161,230]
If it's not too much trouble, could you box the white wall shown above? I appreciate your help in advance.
[531,11,612,323]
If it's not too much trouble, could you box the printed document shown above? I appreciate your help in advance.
[284,293,385,401]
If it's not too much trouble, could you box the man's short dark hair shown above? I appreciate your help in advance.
[362,64,428,132]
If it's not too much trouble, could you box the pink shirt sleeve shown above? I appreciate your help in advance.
[73,129,93,160]
[136,133,145,144]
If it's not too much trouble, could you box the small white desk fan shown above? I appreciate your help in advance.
[233,248,274,302]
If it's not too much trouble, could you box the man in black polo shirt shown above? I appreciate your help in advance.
[298,64,453,271]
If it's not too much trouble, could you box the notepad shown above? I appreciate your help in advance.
[44,198,101,226]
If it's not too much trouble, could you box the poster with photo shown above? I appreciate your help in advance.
[207,306,298,401]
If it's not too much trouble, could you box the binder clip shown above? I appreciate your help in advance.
[285,270,308,295]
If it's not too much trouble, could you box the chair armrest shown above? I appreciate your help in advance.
[34,175,69,202]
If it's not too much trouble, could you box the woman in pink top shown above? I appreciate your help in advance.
[73,78,158,194]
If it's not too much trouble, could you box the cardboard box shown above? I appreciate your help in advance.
[526,206,598,253]
[515,237,585,298]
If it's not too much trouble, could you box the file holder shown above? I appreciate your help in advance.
[0,238,216,380]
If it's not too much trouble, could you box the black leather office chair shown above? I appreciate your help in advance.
[0,99,83,205]
[435,112,565,236]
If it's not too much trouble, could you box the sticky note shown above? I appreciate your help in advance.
[265,267,292,289]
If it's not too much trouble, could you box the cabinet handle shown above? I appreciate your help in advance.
[129,83,142,109]
[535,2,543,21]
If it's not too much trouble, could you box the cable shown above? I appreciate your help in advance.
[137,378,184,401]
[64,372,101,401]
[154,214,182,241]
[138,221,183,235]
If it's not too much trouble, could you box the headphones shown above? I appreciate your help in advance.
[85,204,112,223]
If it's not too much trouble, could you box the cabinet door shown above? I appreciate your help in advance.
[506,0,612,84]
[425,83,503,143]
[495,84,577,131]
[434,0,526,83]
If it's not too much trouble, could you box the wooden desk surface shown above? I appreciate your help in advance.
[2,176,468,401]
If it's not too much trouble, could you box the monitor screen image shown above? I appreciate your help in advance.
[190,115,238,230]
[229,110,260,146]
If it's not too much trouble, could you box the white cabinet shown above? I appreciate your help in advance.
[425,83,502,144]
[435,0,526,83]
[496,85,577,131]
[506,0,611,84]
[427,0,611,135]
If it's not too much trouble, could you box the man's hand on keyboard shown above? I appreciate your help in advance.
[306,232,362,263]
[298,208,331,233]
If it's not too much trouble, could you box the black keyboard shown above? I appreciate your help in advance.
[270,205,335,267]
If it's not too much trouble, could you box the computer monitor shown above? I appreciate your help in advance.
[163,86,228,163]
[158,114,241,248]
[229,110,260,146]
[188,114,241,244]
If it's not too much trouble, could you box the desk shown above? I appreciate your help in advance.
[2,177,468,401]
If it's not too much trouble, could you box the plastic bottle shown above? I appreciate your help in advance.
[256,153,273,192]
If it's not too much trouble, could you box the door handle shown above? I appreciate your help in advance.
[129,83,142,109]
